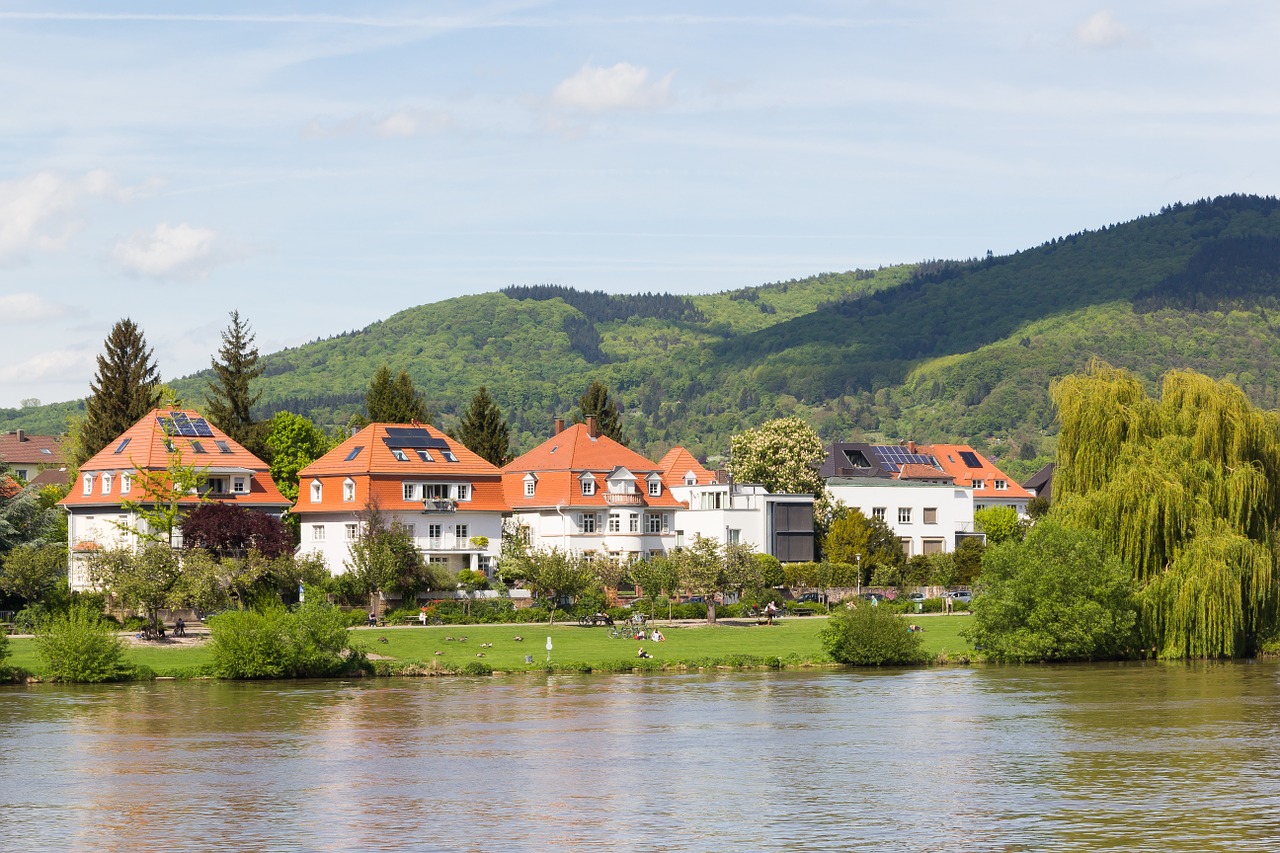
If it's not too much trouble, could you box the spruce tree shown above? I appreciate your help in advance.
[205,310,265,457]
[365,364,430,423]
[454,386,511,466]
[78,319,161,465]
[578,379,625,444]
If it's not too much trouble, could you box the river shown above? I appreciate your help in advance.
[2,662,1279,851]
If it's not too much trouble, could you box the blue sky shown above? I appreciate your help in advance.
[2,2,1278,408]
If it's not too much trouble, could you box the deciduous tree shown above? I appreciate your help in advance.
[264,411,333,503]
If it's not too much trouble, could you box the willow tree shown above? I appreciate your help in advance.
[1050,361,1280,657]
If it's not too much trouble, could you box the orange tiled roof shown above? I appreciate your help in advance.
[896,462,954,482]
[657,446,715,487]
[921,443,1033,499]
[295,423,508,514]
[502,423,684,510]
[59,409,289,509]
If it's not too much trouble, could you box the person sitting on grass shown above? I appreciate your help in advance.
[650,629,665,642]
[637,647,653,659]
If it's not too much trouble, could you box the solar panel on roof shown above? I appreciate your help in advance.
[959,450,983,468]
[381,427,448,451]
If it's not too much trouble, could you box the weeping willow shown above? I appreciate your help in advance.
[1051,362,1280,657]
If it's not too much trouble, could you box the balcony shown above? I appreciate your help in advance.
[422,499,457,514]
[604,492,645,507]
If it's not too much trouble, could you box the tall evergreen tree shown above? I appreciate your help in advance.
[78,318,161,465]
[578,379,625,444]
[365,364,430,423]
[454,386,511,466]
[205,311,265,457]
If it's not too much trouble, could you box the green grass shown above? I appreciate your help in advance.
[2,613,976,678]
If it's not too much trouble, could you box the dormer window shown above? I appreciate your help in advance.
[648,478,662,497]
[343,478,356,502]
[102,473,113,494]
[456,484,471,501]
[684,472,697,486]
[994,479,1008,491]
[524,473,537,497]
[973,479,985,490]
[121,472,132,495]
[311,480,323,503]
[581,475,596,496]
[83,474,93,495]
[233,476,247,494]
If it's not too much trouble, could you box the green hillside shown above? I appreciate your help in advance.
[5,194,1280,474]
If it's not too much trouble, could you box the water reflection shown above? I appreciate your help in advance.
[3,664,1280,851]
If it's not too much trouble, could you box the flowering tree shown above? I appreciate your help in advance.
[728,417,832,522]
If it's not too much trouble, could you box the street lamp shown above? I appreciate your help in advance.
[855,553,862,597]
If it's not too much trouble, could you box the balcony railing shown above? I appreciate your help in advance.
[604,492,645,506]
[422,499,457,513]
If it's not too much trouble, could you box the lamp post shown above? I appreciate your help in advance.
[855,553,862,597]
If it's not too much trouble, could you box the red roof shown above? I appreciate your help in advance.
[59,409,289,510]
[921,443,1033,499]
[295,422,508,514]
[0,431,65,466]
[658,446,715,487]
[502,423,684,510]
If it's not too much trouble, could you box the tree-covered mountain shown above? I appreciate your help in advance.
[5,194,1280,476]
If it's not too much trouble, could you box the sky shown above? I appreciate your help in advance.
[1,1,1279,409]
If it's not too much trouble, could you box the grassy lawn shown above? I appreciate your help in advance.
[2,613,976,678]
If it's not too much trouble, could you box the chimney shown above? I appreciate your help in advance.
[553,417,564,436]
[586,416,598,438]
[16,429,26,442]
[907,440,917,454]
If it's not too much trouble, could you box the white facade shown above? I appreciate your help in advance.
[510,505,676,562]
[826,479,980,557]
[670,482,816,562]
[298,508,503,576]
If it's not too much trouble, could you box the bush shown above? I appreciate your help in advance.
[209,601,362,678]
[35,604,131,682]
[820,604,926,666]
[0,628,8,665]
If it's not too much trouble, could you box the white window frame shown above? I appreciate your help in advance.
[121,472,132,495]
[343,478,356,502]
[994,479,1008,491]
[232,476,247,494]
[456,483,471,502]
[345,523,358,540]
[579,513,597,533]
[648,479,662,497]
[629,514,639,533]
[973,479,985,490]
[404,483,417,501]
[898,507,912,524]
[525,480,536,497]
[646,513,663,534]
[581,476,596,496]
[608,513,621,533]
[312,524,326,542]
[101,473,112,495]
[83,474,93,495]
[310,480,322,503]
[872,507,886,521]
[455,523,469,542]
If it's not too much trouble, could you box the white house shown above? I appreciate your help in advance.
[826,478,981,557]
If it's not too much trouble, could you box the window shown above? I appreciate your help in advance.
[208,478,226,495]
[101,473,112,494]
[629,514,639,533]
[391,449,409,462]
[900,538,913,558]
[646,513,663,534]
[343,478,355,502]
[581,477,596,496]
[700,491,725,510]
[312,525,326,542]
[428,524,442,543]
[233,477,247,494]
[579,513,597,533]
[455,524,469,542]
[923,507,937,524]
[975,503,987,511]
[608,514,621,533]
[345,446,364,461]
[684,472,697,485]
[191,440,207,454]
[872,507,886,521]
[728,528,741,545]
[525,480,536,497]
[442,450,458,463]
[345,523,358,541]
[648,479,661,497]
[922,539,945,555]
[121,472,132,495]
[404,483,417,501]
[403,524,415,538]
[994,479,1008,491]
[216,440,232,454]
[83,474,93,495]
[415,449,434,462]
[972,479,985,490]
[898,507,912,524]
[429,556,449,566]
[113,438,131,454]
[310,480,322,503]
[456,484,470,502]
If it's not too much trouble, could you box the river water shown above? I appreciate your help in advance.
[2,662,1279,852]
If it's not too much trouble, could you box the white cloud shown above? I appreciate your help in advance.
[1076,10,1133,49]
[0,293,72,325]
[111,222,238,280]
[0,347,96,384]
[551,62,674,111]
[0,170,112,264]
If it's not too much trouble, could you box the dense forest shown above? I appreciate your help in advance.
[5,194,1280,480]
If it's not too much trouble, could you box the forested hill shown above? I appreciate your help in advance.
[6,194,1280,477]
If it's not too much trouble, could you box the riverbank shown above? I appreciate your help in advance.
[2,613,975,678]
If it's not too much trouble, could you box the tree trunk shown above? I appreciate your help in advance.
[707,599,717,624]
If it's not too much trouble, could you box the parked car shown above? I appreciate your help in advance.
[798,592,826,603]
[947,590,973,603]
[907,592,926,602]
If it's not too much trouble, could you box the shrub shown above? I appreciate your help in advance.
[208,601,361,678]
[820,604,926,666]
[0,628,8,665]
[35,604,131,682]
